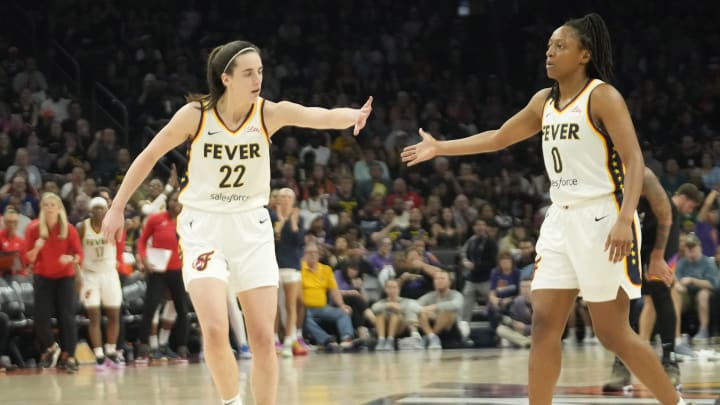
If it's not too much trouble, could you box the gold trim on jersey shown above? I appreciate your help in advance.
[551,79,594,114]
[583,85,623,198]
[259,98,270,144]
[212,102,257,134]
[179,104,208,199]
[625,217,642,287]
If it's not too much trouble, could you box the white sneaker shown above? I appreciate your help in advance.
[428,334,442,350]
[280,343,292,358]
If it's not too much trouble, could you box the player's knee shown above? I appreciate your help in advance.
[248,329,275,352]
[530,310,561,339]
[201,321,229,345]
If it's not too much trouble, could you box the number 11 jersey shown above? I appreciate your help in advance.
[541,79,624,206]
[179,98,271,213]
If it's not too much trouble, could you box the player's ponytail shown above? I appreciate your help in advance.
[549,13,614,102]
[186,41,260,111]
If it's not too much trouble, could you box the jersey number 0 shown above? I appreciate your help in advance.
[551,147,563,173]
[219,164,246,188]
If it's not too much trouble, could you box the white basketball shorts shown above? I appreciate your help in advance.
[532,195,642,302]
[81,270,123,308]
[177,206,279,293]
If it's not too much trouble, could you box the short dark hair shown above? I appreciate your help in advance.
[675,183,703,204]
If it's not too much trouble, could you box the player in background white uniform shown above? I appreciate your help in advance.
[402,13,685,405]
[103,40,372,405]
[77,197,125,369]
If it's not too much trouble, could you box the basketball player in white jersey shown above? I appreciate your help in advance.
[102,40,372,405]
[402,13,685,405]
[78,197,124,369]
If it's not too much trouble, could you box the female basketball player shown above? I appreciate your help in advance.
[102,40,372,405]
[401,13,685,405]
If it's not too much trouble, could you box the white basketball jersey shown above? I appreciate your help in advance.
[179,98,271,213]
[82,219,116,272]
[541,79,623,206]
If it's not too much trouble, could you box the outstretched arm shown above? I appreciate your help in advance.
[592,84,645,263]
[102,103,200,241]
[263,96,373,136]
[401,88,549,166]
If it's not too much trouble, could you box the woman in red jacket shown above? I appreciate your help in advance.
[25,192,82,373]
[135,193,188,362]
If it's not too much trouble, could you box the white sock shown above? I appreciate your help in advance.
[565,327,576,339]
[104,344,116,356]
[297,329,303,339]
[149,335,159,350]
[283,336,293,346]
[159,328,170,346]
[584,326,593,337]
[676,397,686,405]
[222,394,241,405]
[675,336,683,346]
[93,347,104,359]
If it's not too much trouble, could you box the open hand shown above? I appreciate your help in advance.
[401,128,439,166]
[353,96,373,135]
[604,220,633,263]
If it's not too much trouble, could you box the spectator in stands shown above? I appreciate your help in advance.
[0,207,26,276]
[5,148,42,190]
[418,270,464,349]
[672,233,719,341]
[299,132,331,166]
[356,161,391,202]
[39,86,71,124]
[372,278,422,351]
[11,88,38,129]
[487,251,521,331]
[87,128,119,185]
[12,58,47,95]
[139,171,178,216]
[398,207,429,249]
[329,175,360,220]
[273,188,307,357]
[301,243,355,350]
[354,148,390,185]
[60,166,87,203]
[302,164,336,201]
[496,276,533,348]
[396,246,441,299]
[0,133,15,173]
[0,172,39,218]
[135,192,189,361]
[460,219,498,322]
[386,178,422,210]
[334,259,373,340]
[694,189,718,257]
[699,152,720,191]
[430,207,461,248]
[367,237,394,275]
[25,192,82,372]
[51,134,89,174]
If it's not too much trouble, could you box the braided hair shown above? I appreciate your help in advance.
[549,13,613,102]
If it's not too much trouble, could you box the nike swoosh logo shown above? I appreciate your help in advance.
[259,218,269,224]
[594,216,608,222]
[208,130,222,135]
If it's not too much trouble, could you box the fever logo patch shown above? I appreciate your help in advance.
[192,250,215,271]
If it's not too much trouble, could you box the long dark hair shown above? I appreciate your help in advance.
[186,40,260,110]
[549,13,613,102]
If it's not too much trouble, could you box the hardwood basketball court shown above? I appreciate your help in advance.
[1,344,719,404]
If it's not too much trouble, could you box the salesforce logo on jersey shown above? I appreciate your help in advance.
[210,192,251,203]
[550,177,579,188]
